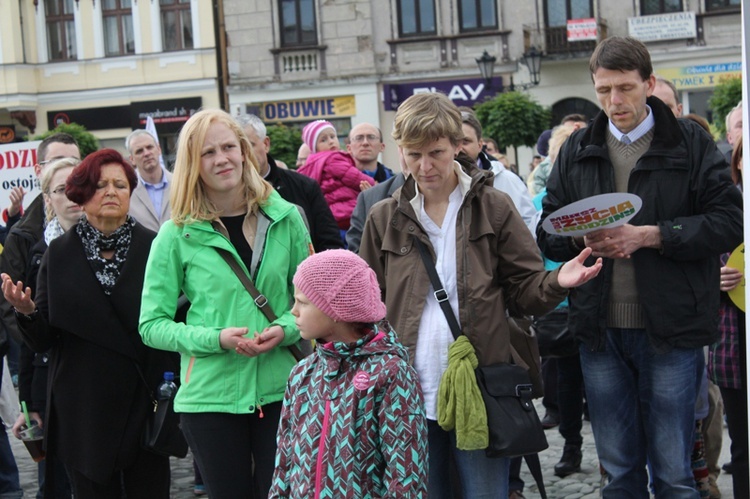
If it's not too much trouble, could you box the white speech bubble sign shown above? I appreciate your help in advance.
[542,193,643,236]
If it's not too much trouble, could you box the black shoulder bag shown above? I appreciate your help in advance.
[134,364,189,458]
[413,236,548,498]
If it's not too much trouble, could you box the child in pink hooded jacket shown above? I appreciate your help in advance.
[297,120,375,231]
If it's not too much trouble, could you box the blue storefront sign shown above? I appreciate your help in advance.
[383,77,504,111]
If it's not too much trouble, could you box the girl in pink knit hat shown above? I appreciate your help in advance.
[297,121,375,240]
[269,250,428,498]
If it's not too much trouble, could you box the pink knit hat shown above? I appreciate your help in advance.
[293,250,386,323]
[302,120,336,152]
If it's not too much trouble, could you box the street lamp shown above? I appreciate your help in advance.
[475,50,497,88]
[476,47,543,92]
[520,46,543,86]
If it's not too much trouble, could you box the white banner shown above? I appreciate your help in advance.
[567,18,598,42]
[0,141,42,216]
[628,12,697,42]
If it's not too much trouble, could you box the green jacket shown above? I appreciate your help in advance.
[139,190,312,414]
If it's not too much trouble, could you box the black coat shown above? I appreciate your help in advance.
[537,96,744,353]
[17,222,179,484]
[17,238,50,414]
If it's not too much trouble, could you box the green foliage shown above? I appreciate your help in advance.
[267,123,303,168]
[33,123,100,158]
[475,91,551,150]
[708,76,742,138]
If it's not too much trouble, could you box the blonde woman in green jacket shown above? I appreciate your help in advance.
[139,109,312,499]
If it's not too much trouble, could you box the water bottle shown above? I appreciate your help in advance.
[156,371,177,401]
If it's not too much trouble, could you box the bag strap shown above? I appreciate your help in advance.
[524,453,547,499]
[413,236,462,340]
[211,222,305,362]
[133,362,158,412]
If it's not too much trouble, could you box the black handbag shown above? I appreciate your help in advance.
[475,363,549,458]
[142,384,189,458]
[412,237,548,497]
[134,365,189,458]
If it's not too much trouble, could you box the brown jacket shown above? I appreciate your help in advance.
[360,165,567,367]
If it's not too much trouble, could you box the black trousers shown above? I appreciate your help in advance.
[68,447,169,499]
[180,403,282,499]
[721,386,749,498]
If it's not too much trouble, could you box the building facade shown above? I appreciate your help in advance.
[0,0,221,165]
[224,0,741,172]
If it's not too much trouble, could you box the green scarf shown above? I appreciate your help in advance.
[437,336,489,450]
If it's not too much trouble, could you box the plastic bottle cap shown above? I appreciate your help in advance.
[164,371,175,381]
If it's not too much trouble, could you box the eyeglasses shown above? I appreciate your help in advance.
[39,156,78,167]
[351,134,380,144]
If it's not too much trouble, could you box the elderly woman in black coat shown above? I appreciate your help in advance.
[1,149,177,498]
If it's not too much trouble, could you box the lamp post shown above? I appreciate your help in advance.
[475,50,497,89]
[520,46,543,86]
[476,47,543,93]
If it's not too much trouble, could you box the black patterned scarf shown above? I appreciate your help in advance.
[76,215,135,295]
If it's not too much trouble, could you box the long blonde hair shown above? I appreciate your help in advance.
[170,109,273,225]
[41,157,80,222]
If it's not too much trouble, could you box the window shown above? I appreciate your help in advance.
[640,0,681,15]
[45,0,77,61]
[279,0,317,47]
[545,0,593,27]
[103,0,134,56]
[397,0,436,37]
[459,0,497,32]
[160,0,193,51]
[706,0,740,11]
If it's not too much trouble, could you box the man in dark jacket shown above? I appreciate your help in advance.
[237,115,343,252]
[537,37,743,497]
[0,133,80,351]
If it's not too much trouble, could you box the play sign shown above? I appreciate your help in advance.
[542,193,642,236]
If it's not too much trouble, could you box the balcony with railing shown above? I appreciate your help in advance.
[270,46,327,80]
[524,20,608,59]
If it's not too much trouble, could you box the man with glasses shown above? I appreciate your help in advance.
[347,123,394,182]
[345,123,402,252]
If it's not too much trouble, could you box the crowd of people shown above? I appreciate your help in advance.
[0,35,743,499]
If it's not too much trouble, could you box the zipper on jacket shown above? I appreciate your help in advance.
[256,404,264,419]
[314,399,332,499]
[251,209,276,281]
[185,356,196,383]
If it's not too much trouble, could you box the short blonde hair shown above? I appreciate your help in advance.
[392,93,463,149]
[170,109,273,225]
[41,157,80,222]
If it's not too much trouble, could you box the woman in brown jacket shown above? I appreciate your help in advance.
[359,92,601,498]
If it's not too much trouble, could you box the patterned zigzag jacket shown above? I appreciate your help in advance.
[269,324,428,498]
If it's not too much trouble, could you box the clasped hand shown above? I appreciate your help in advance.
[219,325,285,358]
[583,224,662,259]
